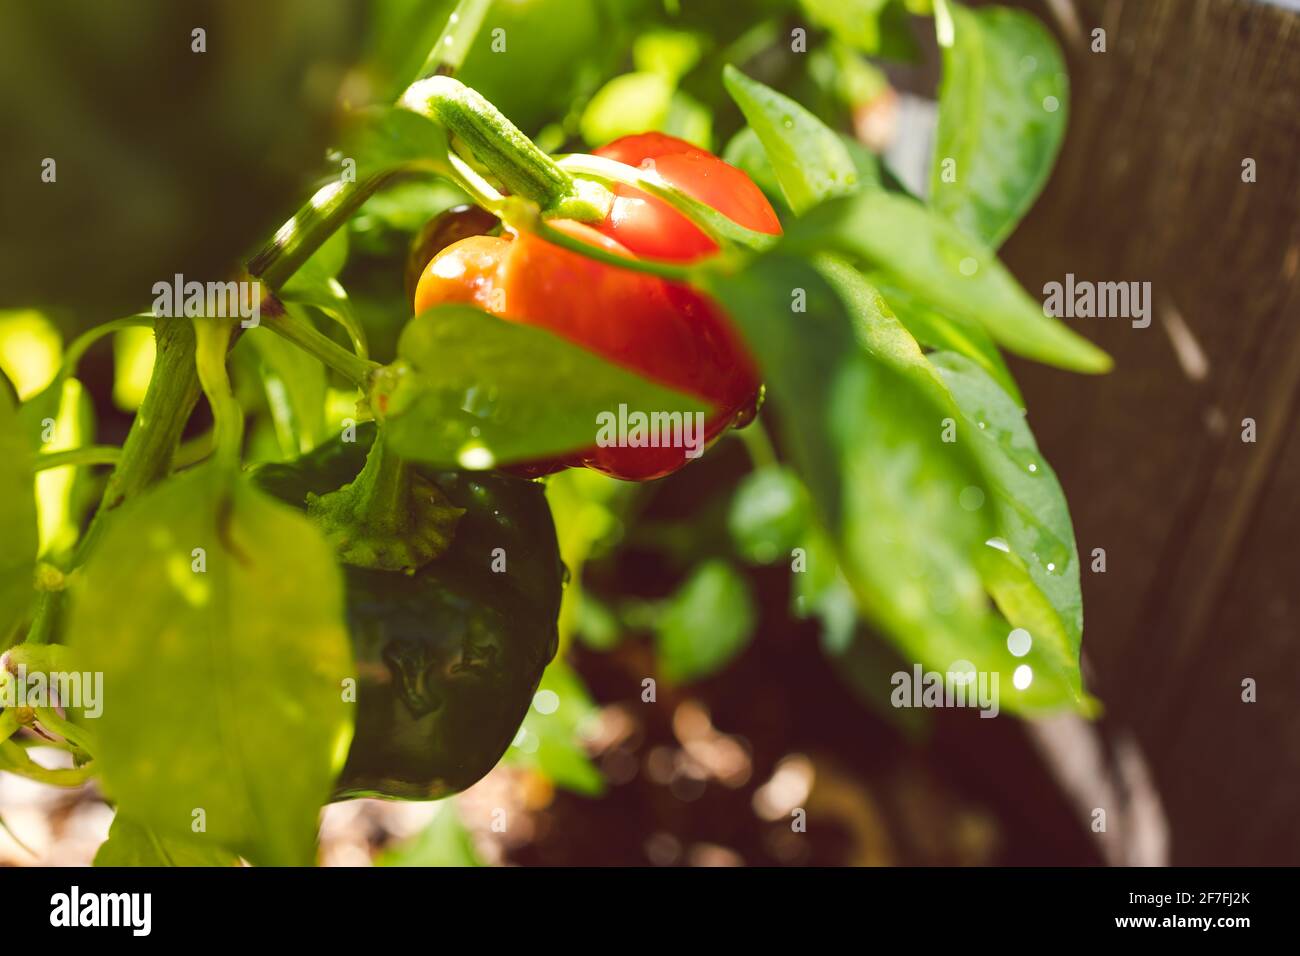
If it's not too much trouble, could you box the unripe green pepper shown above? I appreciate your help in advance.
[252,424,563,800]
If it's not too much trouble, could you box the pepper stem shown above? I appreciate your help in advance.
[192,317,244,471]
[400,76,612,223]
[306,430,463,573]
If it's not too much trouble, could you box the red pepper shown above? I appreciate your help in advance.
[414,133,781,480]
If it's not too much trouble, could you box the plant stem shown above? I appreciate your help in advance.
[192,318,243,470]
[401,76,612,222]
[61,315,154,374]
[248,174,400,290]
[738,417,778,469]
[258,297,379,388]
[247,0,498,292]
[417,0,493,77]
[97,318,204,516]
[34,445,121,472]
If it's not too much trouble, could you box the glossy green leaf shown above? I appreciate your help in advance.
[722,126,784,204]
[722,66,860,215]
[34,377,96,559]
[725,127,878,215]
[377,800,482,867]
[812,254,942,397]
[505,659,603,795]
[67,466,354,866]
[872,277,1023,403]
[931,4,1068,247]
[656,560,756,683]
[111,326,155,411]
[374,305,711,470]
[785,190,1111,372]
[0,387,36,641]
[930,351,1083,658]
[94,813,240,867]
[704,255,1086,711]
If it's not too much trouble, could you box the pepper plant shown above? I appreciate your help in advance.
[0,0,1106,865]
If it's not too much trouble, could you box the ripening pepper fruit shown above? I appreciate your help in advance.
[413,133,782,481]
[252,423,563,800]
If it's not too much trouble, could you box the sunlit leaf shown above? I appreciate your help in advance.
[931,3,1068,247]
[505,659,603,795]
[0,387,36,640]
[67,465,355,866]
[373,305,710,469]
[784,190,1111,372]
[111,326,156,411]
[94,813,239,867]
[377,800,483,867]
[723,66,859,215]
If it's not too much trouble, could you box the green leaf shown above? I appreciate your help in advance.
[725,128,877,216]
[279,278,369,362]
[655,560,756,682]
[931,4,1068,248]
[504,659,604,795]
[930,351,1083,659]
[786,190,1111,372]
[722,126,784,204]
[544,467,634,652]
[67,466,354,866]
[703,255,1085,711]
[872,277,1023,403]
[722,65,860,215]
[94,813,240,867]
[812,254,943,397]
[0,387,36,641]
[111,326,155,411]
[374,305,712,469]
[580,72,675,147]
[729,465,812,565]
[377,800,483,867]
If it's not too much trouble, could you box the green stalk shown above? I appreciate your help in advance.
[97,317,204,516]
[259,297,378,388]
[192,318,243,470]
[401,76,612,222]
[247,174,400,290]
[417,0,494,77]
[61,315,154,374]
[34,446,121,472]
